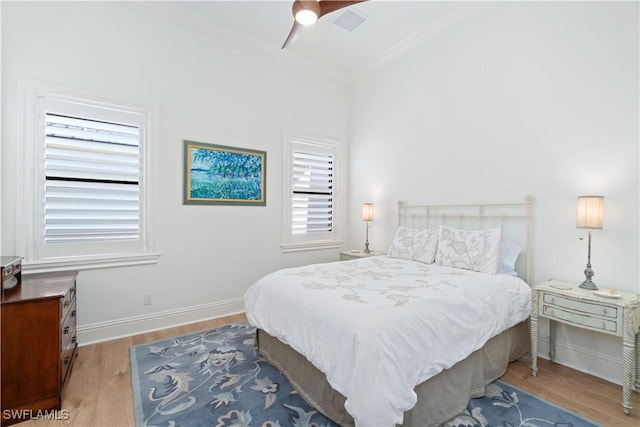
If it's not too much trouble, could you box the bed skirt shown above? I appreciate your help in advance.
[256,321,529,427]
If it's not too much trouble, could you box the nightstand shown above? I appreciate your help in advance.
[340,250,379,261]
[530,279,640,414]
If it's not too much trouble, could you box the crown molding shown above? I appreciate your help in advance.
[120,2,488,85]
[348,2,490,82]
[121,2,348,84]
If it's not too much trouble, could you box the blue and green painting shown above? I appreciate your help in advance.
[187,143,265,204]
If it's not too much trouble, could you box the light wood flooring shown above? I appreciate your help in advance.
[16,313,640,426]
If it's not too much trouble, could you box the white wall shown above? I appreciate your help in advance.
[1,2,348,342]
[3,0,638,387]
[348,2,639,384]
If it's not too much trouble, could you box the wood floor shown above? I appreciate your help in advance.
[15,313,640,427]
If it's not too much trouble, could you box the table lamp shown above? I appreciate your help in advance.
[362,203,373,253]
[576,196,604,290]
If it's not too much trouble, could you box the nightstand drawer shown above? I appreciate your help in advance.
[542,305,619,333]
[542,293,618,318]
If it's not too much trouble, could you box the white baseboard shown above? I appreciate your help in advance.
[77,302,625,387]
[536,335,623,386]
[77,297,245,345]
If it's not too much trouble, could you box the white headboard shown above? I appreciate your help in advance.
[397,196,534,284]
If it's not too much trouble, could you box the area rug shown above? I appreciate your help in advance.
[130,323,600,427]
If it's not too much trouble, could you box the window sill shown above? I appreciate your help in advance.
[23,253,160,274]
[280,240,344,253]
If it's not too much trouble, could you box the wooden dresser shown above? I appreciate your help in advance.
[1,271,78,426]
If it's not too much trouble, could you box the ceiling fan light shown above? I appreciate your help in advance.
[292,1,320,26]
[295,9,318,25]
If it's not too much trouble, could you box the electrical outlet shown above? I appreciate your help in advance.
[144,292,152,305]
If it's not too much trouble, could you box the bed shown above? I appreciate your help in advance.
[245,198,534,427]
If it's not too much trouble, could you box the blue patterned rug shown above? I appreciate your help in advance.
[130,323,600,427]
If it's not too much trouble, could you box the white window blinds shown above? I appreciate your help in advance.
[291,151,333,234]
[44,113,141,243]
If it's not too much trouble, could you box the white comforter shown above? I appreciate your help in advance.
[244,256,531,427]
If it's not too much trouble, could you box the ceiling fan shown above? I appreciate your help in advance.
[282,0,366,49]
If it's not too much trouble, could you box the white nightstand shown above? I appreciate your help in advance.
[530,279,640,414]
[339,250,379,261]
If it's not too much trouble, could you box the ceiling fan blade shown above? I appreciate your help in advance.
[318,0,366,18]
[282,21,303,49]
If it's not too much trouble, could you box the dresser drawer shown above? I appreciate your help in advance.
[540,291,623,336]
[542,293,619,318]
[542,305,619,333]
[61,280,76,321]
[60,296,77,389]
[61,300,76,351]
[60,341,77,389]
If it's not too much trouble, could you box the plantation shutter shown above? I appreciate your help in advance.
[291,151,333,234]
[44,113,141,243]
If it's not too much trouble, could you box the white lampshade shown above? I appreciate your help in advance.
[576,196,604,229]
[362,203,373,222]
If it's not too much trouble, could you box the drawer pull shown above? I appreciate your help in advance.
[64,356,71,365]
[63,326,70,334]
[72,335,77,344]
[71,310,76,318]
[63,300,70,308]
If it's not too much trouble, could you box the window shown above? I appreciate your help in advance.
[18,81,158,272]
[282,132,343,252]
[44,111,140,245]
[292,150,334,234]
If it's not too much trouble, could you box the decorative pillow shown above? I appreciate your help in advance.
[387,226,438,264]
[497,242,522,276]
[435,225,502,274]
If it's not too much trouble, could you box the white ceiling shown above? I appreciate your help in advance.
[131,1,487,82]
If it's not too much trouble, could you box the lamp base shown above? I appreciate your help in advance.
[363,221,371,253]
[579,279,598,290]
[579,263,598,290]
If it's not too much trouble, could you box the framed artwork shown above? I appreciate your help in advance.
[183,140,266,206]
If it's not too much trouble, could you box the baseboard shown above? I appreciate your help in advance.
[77,297,245,345]
[77,301,625,387]
[536,335,623,386]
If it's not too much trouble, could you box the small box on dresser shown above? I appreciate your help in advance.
[1,271,78,426]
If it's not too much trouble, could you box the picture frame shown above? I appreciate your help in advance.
[183,140,266,206]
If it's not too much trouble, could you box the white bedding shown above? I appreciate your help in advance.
[244,256,531,427]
